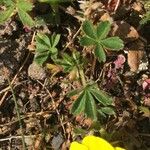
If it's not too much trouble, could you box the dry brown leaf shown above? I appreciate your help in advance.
[132,2,145,13]
[34,135,43,150]
[46,63,63,74]
[75,115,93,127]
[107,0,120,12]
[139,106,150,117]
[27,43,35,52]
[143,97,150,107]
[100,12,113,23]
[127,39,145,72]
[111,21,139,43]
[127,51,142,72]
[84,2,103,17]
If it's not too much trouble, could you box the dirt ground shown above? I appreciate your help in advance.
[0,0,150,149]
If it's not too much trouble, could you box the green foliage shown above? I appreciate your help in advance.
[0,0,73,26]
[38,0,73,4]
[0,0,34,27]
[38,0,73,24]
[56,51,84,73]
[140,11,150,25]
[80,20,124,62]
[69,83,115,121]
[34,33,60,65]
[140,0,150,25]
[0,5,15,23]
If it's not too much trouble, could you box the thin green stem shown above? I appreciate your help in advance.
[7,78,27,150]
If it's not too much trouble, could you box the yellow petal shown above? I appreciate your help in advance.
[82,136,114,150]
[70,141,88,150]
[115,147,126,150]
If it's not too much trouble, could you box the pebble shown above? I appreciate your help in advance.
[28,62,46,80]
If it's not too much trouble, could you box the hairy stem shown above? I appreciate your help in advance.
[7,78,27,150]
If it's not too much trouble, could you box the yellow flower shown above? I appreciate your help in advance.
[70,135,125,150]
[82,136,114,150]
[115,147,126,150]
[70,142,88,150]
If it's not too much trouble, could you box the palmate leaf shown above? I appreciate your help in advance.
[80,36,97,46]
[90,89,113,106]
[80,20,124,62]
[55,57,74,73]
[51,34,60,47]
[94,44,106,62]
[17,0,33,12]
[36,34,51,53]
[97,109,107,118]
[98,107,115,118]
[37,33,51,47]
[62,53,74,65]
[50,47,58,55]
[0,6,15,24]
[17,0,34,27]
[56,60,73,72]
[18,8,34,27]
[97,21,111,40]
[35,33,60,65]
[38,0,72,4]
[36,43,50,53]
[71,91,86,115]
[56,53,75,72]
[50,47,58,60]
[56,51,83,73]
[67,88,83,97]
[70,83,115,120]
[34,51,49,65]
[84,90,97,121]
[82,20,97,39]
[100,107,115,115]
[101,37,124,50]
[0,0,14,6]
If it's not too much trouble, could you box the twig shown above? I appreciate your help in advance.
[114,0,120,12]
[36,80,66,138]
[0,31,36,98]
[0,52,30,106]
[0,134,39,142]
[138,133,150,137]
[7,76,27,150]
[0,111,53,128]
[62,26,82,52]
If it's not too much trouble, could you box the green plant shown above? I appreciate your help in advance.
[80,20,124,62]
[55,50,115,121]
[56,51,86,81]
[55,51,115,121]
[38,0,73,24]
[68,83,115,121]
[5,73,27,150]
[140,0,150,25]
[34,33,60,65]
[38,0,73,4]
[0,0,34,27]
[56,51,83,73]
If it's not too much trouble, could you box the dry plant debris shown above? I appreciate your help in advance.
[0,0,150,149]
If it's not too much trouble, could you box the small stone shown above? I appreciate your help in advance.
[28,62,46,80]
[51,133,64,150]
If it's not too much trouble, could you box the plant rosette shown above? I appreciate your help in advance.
[70,135,125,150]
